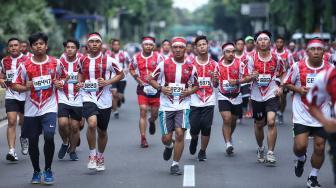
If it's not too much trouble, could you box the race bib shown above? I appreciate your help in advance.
[258,74,271,87]
[143,85,157,96]
[169,83,185,99]
[222,80,237,91]
[32,75,52,91]
[5,70,14,82]
[306,73,317,88]
[198,77,211,88]
[68,72,78,84]
[83,79,98,92]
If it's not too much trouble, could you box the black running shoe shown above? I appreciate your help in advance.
[69,151,79,161]
[148,118,156,135]
[163,146,173,161]
[58,144,69,159]
[121,96,125,103]
[307,176,321,188]
[6,152,18,162]
[295,154,306,177]
[189,138,198,155]
[170,165,183,175]
[226,146,234,156]
[198,149,207,161]
[114,112,119,119]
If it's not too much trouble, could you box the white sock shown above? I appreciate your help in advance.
[9,148,15,154]
[172,161,179,166]
[165,142,173,149]
[97,152,104,158]
[298,155,306,162]
[309,168,319,177]
[267,150,273,154]
[90,149,96,157]
[226,142,232,148]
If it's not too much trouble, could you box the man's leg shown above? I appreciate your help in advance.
[69,119,80,153]
[6,111,18,156]
[189,107,201,155]
[112,88,119,119]
[293,127,309,177]
[139,104,149,147]
[173,128,185,163]
[57,117,70,159]
[266,111,277,152]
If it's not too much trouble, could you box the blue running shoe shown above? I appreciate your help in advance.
[31,171,41,184]
[43,169,55,185]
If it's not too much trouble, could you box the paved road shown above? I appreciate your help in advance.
[0,78,334,188]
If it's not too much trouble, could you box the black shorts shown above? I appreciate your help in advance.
[240,84,251,98]
[5,99,24,113]
[82,102,112,131]
[252,97,279,121]
[23,113,57,138]
[189,106,214,136]
[112,80,127,94]
[218,100,242,117]
[293,123,327,138]
[58,103,82,121]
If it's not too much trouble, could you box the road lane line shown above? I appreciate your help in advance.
[183,165,195,187]
[185,129,191,140]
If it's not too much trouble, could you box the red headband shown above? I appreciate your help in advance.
[171,37,187,47]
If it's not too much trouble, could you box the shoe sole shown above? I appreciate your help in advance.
[265,161,276,167]
[170,172,183,176]
[6,155,18,162]
[198,158,207,161]
[87,166,97,170]
[43,181,54,185]
[96,168,105,172]
[31,181,41,184]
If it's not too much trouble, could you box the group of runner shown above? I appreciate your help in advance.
[1,30,336,188]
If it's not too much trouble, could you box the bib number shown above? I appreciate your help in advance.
[258,74,271,87]
[306,73,317,88]
[83,80,98,92]
[222,80,237,91]
[32,75,52,91]
[169,83,185,99]
[5,70,14,82]
[143,85,157,96]
[198,77,211,88]
[68,72,78,84]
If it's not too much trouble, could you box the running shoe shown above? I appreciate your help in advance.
[170,165,183,175]
[20,136,29,155]
[307,176,321,188]
[43,169,55,185]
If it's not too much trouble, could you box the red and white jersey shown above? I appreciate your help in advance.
[248,51,285,102]
[285,59,332,127]
[244,49,255,57]
[185,53,195,64]
[298,49,307,61]
[78,53,122,109]
[160,51,172,60]
[190,56,217,107]
[129,51,164,86]
[308,68,336,112]
[22,52,33,59]
[57,57,82,107]
[14,56,65,116]
[110,50,131,81]
[273,49,295,69]
[323,52,333,65]
[216,57,247,105]
[152,57,198,111]
[1,54,27,101]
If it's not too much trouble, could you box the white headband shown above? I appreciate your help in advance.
[257,33,270,41]
[223,45,235,51]
[172,42,186,47]
[307,43,324,49]
[142,40,155,45]
[88,35,102,42]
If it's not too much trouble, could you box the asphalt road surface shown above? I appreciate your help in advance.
[0,78,334,188]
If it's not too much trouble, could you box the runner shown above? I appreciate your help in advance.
[274,36,295,125]
[0,38,28,161]
[235,38,251,122]
[77,32,124,171]
[129,36,164,148]
[57,39,82,161]
[246,30,285,166]
[189,35,217,161]
[20,40,33,58]
[185,41,196,64]
[289,41,301,62]
[110,38,131,119]
[149,37,199,175]
[243,36,255,118]
[13,32,66,184]
[308,67,336,186]
[217,42,249,155]
[285,38,332,188]
[160,39,172,60]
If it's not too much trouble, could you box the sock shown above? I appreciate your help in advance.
[298,155,306,162]
[172,161,179,166]
[90,149,96,157]
[310,168,319,177]
[9,148,15,154]
[165,142,173,148]
[267,150,273,154]
[226,142,232,148]
[97,152,104,158]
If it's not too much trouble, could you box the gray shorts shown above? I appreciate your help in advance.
[159,109,190,135]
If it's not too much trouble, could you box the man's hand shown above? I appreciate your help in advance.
[298,87,309,96]
[26,81,33,90]
[53,80,64,89]
[75,82,83,91]
[98,78,108,87]
[251,71,259,80]
[228,79,237,85]
[136,77,145,87]
[275,87,283,96]
[161,86,172,96]
[0,78,6,88]
[181,89,192,98]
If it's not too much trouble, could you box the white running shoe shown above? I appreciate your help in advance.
[257,146,265,163]
[20,137,29,155]
[96,156,105,171]
[266,151,276,166]
[87,155,97,170]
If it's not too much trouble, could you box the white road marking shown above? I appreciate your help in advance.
[0,120,7,129]
[183,165,195,187]
[185,129,191,140]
